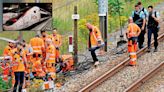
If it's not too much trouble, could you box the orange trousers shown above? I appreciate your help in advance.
[128,40,137,66]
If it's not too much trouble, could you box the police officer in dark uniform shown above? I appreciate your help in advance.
[132,4,146,49]
[147,5,160,52]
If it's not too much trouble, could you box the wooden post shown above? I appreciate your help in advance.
[73,6,78,65]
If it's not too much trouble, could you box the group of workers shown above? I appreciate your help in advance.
[1,29,75,92]
[126,2,160,66]
[87,2,160,67]
[0,1,161,92]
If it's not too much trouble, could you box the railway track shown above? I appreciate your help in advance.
[124,61,164,92]
[79,32,164,92]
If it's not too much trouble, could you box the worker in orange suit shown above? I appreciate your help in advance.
[86,23,104,66]
[51,28,62,62]
[126,17,141,66]
[30,35,44,61]
[40,31,49,59]
[3,41,15,57]
[11,43,27,92]
[2,41,15,82]
[31,56,45,78]
[45,38,56,80]
[0,59,10,82]
[22,40,33,79]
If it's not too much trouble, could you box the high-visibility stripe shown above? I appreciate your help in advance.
[129,52,136,55]
[48,58,55,60]
[130,58,137,61]
[49,54,55,56]
[33,50,42,52]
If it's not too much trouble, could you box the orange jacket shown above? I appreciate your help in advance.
[51,34,62,47]
[45,45,56,63]
[61,55,74,72]
[24,44,33,61]
[89,26,104,48]
[127,23,141,38]
[12,50,26,72]
[31,58,45,77]
[3,45,12,56]
[30,37,44,54]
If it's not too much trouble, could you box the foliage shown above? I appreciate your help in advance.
[28,79,44,92]
[95,0,124,15]
[0,77,12,91]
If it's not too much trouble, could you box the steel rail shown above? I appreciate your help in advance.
[124,61,164,92]
[79,32,164,92]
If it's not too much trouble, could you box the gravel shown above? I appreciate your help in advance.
[135,68,164,92]
[92,41,164,92]
[53,2,164,92]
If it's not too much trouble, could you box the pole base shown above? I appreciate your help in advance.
[117,35,127,47]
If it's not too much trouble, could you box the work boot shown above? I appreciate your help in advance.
[147,48,151,53]
[139,44,144,49]
[94,61,100,67]
[154,48,158,52]
[129,61,136,66]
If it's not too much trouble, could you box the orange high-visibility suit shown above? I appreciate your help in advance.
[126,23,141,66]
[31,58,45,77]
[3,45,12,57]
[61,55,74,72]
[45,44,56,73]
[30,37,44,56]
[1,63,10,82]
[24,44,33,74]
[89,26,104,49]
[51,34,62,59]
[11,49,26,87]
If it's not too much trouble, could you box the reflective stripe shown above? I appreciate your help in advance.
[49,54,55,56]
[130,58,137,61]
[48,58,55,60]
[129,52,136,55]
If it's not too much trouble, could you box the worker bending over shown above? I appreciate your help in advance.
[86,23,104,66]
[126,17,141,66]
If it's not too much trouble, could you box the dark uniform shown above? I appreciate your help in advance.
[132,10,146,49]
[147,11,160,51]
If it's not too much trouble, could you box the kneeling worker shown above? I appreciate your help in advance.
[126,17,141,66]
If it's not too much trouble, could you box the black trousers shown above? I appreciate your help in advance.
[148,27,158,49]
[138,30,145,49]
[13,72,24,92]
[90,47,99,62]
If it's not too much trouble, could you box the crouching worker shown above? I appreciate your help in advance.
[0,58,10,82]
[45,38,56,80]
[56,55,74,73]
[86,23,104,66]
[126,17,141,66]
[31,54,45,78]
